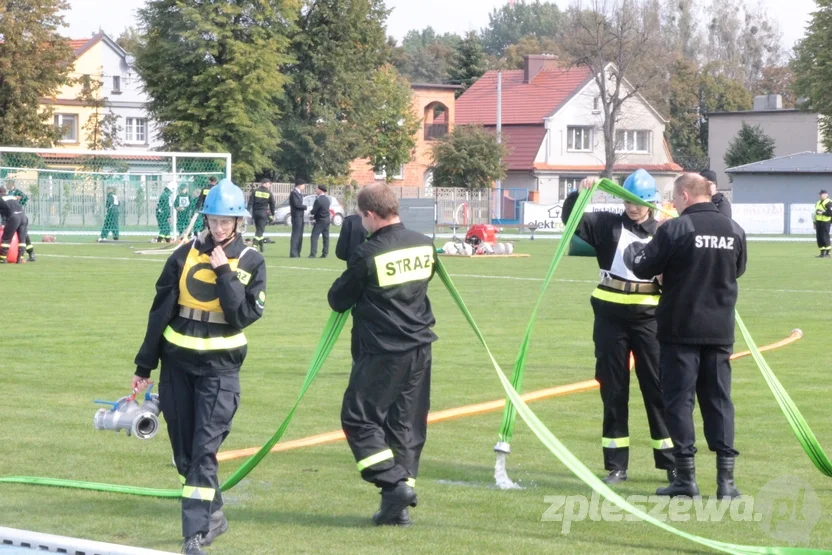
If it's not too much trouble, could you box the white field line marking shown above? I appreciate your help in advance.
[36,254,822,294]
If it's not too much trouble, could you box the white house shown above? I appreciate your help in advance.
[43,33,162,152]
[455,55,682,204]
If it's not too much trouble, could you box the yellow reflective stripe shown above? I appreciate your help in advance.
[1,243,11,248]
[652,438,674,450]
[356,449,394,471]
[254,191,270,198]
[591,288,659,306]
[182,485,216,501]
[404,478,416,488]
[163,326,246,350]
[179,474,186,485]
[375,246,434,287]
[602,437,630,448]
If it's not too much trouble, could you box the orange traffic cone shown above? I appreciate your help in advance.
[0,226,20,263]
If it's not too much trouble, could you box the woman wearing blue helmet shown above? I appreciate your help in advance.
[561,169,674,487]
[131,178,267,555]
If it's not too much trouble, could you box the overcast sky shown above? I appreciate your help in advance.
[63,0,817,52]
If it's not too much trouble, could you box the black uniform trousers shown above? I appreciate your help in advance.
[591,298,674,471]
[660,343,739,460]
[815,221,831,253]
[0,214,27,260]
[159,358,240,539]
[341,344,431,489]
[253,210,269,246]
[310,216,330,257]
[290,212,304,257]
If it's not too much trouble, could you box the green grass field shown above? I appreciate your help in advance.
[1,236,830,554]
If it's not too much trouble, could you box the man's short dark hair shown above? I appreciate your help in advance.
[675,173,711,198]
[294,175,308,187]
[208,177,218,184]
[699,169,717,185]
[317,184,327,193]
[357,184,399,219]
[260,178,272,185]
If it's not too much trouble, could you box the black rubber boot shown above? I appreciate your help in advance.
[202,509,229,546]
[716,456,741,500]
[666,468,677,484]
[601,469,627,485]
[656,457,700,497]
[373,507,411,527]
[372,482,416,525]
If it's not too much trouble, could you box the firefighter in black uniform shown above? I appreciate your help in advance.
[813,189,832,258]
[633,173,747,499]
[132,179,266,555]
[335,211,368,364]
[328,183,437,527]
[289,177,307,258]
[248,178,276,252]
[700,170,732,218]
[192,177,218,236]
[308,184,331,258]
[5,186,35,261]
[561,170,674,486]
[0,186,33,264]
[336,211,367,264]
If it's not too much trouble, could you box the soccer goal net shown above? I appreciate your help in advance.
[0,147,230,237]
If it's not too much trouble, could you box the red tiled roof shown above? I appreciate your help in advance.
[496,125,548,170]
[69,39,89,51]
[40,153,165,162]
[533,162,684,173]
[455,67,594,126]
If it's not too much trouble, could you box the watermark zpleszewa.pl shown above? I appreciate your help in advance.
[542,475,821,543]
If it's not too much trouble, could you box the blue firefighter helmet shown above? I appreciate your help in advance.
[622,169,659,202]
[201,178,250,218]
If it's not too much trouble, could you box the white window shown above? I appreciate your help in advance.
[374,165,405,181]
[615,130,651,153]
[560,177,585,200]
[567,126,592,151]
[125,117,147,143]
[112,76,121,93]
[54,114,78,143]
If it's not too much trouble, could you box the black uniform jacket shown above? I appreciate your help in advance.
[0,195,25,220]
[310,195,331,222]
[632,202,747,345]
[336,214,367,262]
[328,222,437,354]
[290,188,306,216]
[134,233,266,377]
[249,185,276,215]
[712,193,732,218]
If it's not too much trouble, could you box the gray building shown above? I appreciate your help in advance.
[707,95,825,191]
[727,152,832,233]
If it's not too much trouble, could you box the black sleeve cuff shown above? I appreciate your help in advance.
[214,263,232,276]
[135,366,152,379]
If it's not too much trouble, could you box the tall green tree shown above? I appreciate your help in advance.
[430,125,508,189]
[115,26,143,56]
[723,122,775,172]
[666,58,705,168]
[393,27,460,84]
[449,31,488,96]
[360,65,420,183]
[135,0,296,184]
[794,0,832,149]
[481,0,562,57]
[275,0,393,182]
[0,0,74,146]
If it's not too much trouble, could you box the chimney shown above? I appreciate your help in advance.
[753,94,783,111]
[524,54,558,83]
